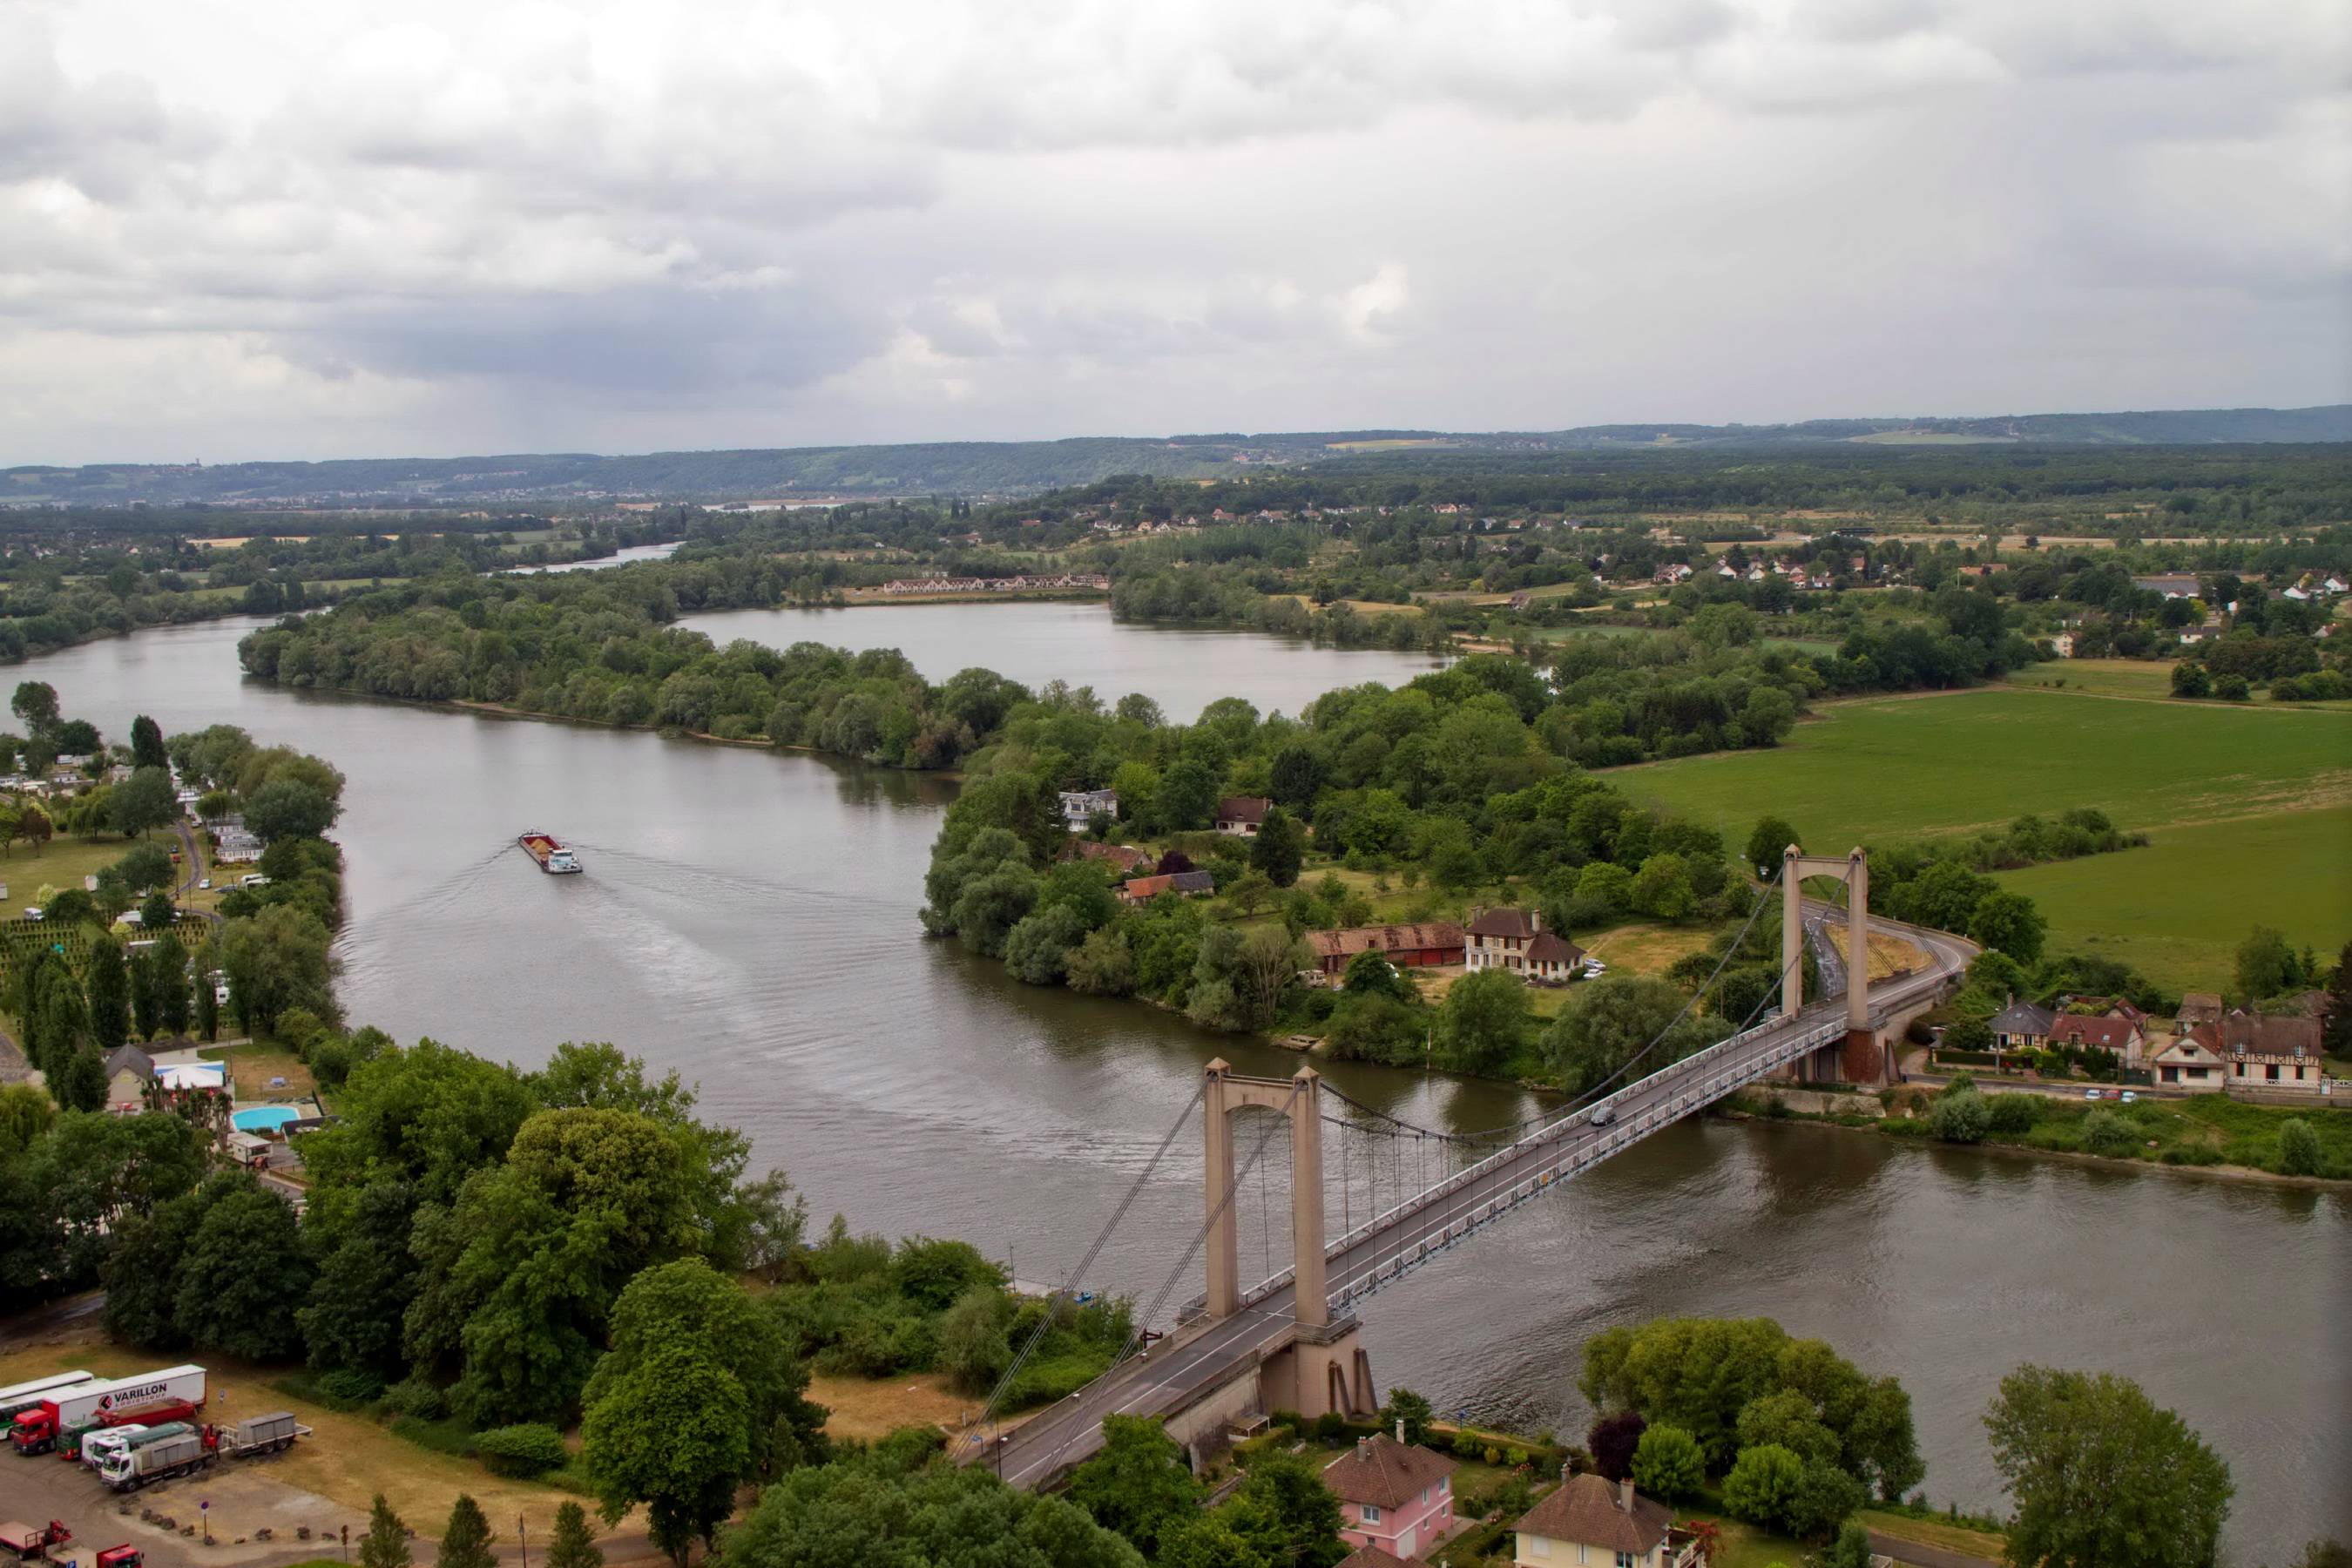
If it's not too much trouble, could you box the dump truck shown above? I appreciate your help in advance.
[94,1425,214,1491]
[10,1366,206,1456]
[0,1522,70,1564]
[0,1375,93,1429]
[517,831,582,874]
[212,1410,308,1457]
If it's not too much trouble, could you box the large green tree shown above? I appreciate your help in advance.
[1544,976,1729,1096]
[110,767,178,837]
[297,1179,422,1375]
[87,937,131,1053]
[583,1257,826,1476]
[1067,1416,1204,1559]
[581,1343,748,1565]
[173,1173,314,1358]
[30,1111,206,1279]
[729,1451,1142,1568]
[1249,806,1308,888]
[1984,1367,2233,1568]
[1581,1316,1922,1497]
[406,1107,702,1424]
[219,903,336,1034]
[360,1497,411,1568]
[436,1497,496,1568]
[1435,967,1531,1074]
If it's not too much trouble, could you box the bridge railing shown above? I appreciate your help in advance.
[1236,1004,1859,1314]
[1308,1013,1852,1310]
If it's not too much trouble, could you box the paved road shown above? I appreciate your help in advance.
[984,910,1974,1488]
[1869,1527,2004,1568]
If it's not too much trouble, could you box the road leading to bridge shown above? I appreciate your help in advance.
[983,909,1973,1490]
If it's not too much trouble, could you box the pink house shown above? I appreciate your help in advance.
[1322,1433,1459,1563]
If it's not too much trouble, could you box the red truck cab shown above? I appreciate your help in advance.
[97,1548,143,1568]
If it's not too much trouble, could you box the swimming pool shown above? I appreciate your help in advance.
[232,1105,301,1133]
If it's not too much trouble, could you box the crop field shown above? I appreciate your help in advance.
[1622,687,2349,984]
[1995,806,2352,991]
[2007,658,2352,709]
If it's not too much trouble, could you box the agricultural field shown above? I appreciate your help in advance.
[1996,806,2352,992]
[1621,687,2350,985]
[2008,658,2352,708]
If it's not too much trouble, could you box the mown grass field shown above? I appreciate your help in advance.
[1621,687,2349,985]
[1996,806,2352,991]
[2007,658,2352,710]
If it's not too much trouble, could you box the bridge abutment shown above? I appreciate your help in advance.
[1260,1316,1377,1423]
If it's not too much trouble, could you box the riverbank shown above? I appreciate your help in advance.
[1720,1086,2352,1187]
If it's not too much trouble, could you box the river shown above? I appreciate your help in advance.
[19,610,2349,1563]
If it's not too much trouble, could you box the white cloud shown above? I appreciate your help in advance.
[0,0,2342,462]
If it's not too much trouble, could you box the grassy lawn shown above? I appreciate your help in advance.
[1577,921,1716,978]
[0,829,162,907]
[1859,1508,2009,1562]
[1993,806,2352,991]
[202,1039,317,1099]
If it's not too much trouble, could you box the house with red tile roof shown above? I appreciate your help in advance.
[1305,923,1466,976]
[1117,870,1216,905]
[2182,1011,2328,1095]
[2047,1012,2146,1068]
[1322,1434,1458,1564]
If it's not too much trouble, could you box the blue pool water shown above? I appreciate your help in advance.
[232,1105,301,1132]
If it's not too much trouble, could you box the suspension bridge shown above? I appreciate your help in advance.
[967,854,1973,1489]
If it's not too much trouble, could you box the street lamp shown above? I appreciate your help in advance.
[995,1433,1010,1480]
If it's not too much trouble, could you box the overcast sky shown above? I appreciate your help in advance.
[1,0,2344,464]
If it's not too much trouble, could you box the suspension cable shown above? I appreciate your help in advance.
[973,1083,1204,1435]
[1319,862,1798,1155]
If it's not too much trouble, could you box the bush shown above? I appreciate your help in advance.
[382,1376,448,1419]
[317,1368,386,1405]
[1630,1423,1706,1502]
[2276,1119,2324,1177]
[1986,1093,2046,1135]
[1723,1443,1807,1530]
[475,1423,569,1477]
[1928,1089,1990,1145]
[2081,1109,2138,1158]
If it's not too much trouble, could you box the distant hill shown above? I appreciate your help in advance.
[7,405,2344,507]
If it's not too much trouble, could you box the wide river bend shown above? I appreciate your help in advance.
[23,608,2348,1562]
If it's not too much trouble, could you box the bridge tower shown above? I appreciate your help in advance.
[1199,1060,1376,1423]
[1781,845,1887,1084]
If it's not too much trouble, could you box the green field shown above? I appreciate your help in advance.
[2007,659,2352,710]
[1620,687,2351,986]
[1994,806,2351,991]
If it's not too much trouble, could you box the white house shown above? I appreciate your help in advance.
[1514,1476,1702,1568]
[1058,788,1119,832]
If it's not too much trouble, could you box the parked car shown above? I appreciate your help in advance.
[2083,1087,2101,1100]
[2119,1091,2139,1104]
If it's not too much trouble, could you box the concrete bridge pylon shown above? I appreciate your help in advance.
[1781,844,1889,1085]
[1197,1060,1376,1423]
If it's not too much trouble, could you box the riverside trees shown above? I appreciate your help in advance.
[1985,1367,2233,1568]
[1579,1315,1924,1540]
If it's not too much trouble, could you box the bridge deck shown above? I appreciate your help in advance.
[980,910,1973,1489]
